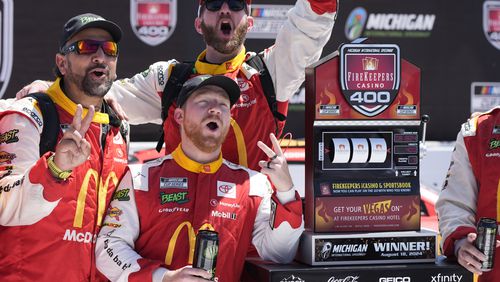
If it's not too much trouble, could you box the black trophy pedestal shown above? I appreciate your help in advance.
[242,256,472,282]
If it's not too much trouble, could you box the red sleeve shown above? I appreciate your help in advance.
[307,0,338,15]
[28,152,71,202]
[128,258,167,282]
[270,191,303,229]
[442,226,476,258]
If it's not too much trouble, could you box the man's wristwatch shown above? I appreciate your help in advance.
[47,154,72,181]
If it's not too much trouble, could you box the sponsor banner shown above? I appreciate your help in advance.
[483,1,500,50]
[345,6,436,41]
[315,195,420,232]
[316,179,419,196]
[470,82,500,113]
[130,0,176,46]
[314,235,435,264]
[247,5,293,39]
[243,257,472,281]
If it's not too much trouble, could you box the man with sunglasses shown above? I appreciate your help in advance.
[113,0,337,171]
[19,0,338,172]
[0,13,128,281]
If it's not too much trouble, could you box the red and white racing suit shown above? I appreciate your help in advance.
[95,145,304,282]
[0,78,128,281]
[109,0,337,170]
[436,107,500,282]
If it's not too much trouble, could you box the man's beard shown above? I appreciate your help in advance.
[183,115,229,154]
[65,61,113,97]
[200,18,248,55]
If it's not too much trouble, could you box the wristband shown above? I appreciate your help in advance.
[47,154,72,181]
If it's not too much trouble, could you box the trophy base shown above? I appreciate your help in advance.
[296,229,437,266]
[242,256,472,282]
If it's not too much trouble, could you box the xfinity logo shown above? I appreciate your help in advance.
[328,276,359,282]
[431,273,463,282]
[379,277,410,282]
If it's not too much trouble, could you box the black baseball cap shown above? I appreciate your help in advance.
[60,13,122,50]
[177,75,241,107]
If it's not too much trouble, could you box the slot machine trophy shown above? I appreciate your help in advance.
[298,41,437,266]
[241,41,473,282]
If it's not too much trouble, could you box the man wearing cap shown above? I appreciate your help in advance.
[0,13,128,281]
[95,75,304,282]
[20,0,338,172]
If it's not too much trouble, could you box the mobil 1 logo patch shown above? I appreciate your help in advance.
[160,177,188,189]
[130,0,177,46]
[340,43,401,117]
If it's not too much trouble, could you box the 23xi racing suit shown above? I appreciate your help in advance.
[95,145,304,282]
[436,107,500,282]
[0,78,128,281]
[108,0,337,170]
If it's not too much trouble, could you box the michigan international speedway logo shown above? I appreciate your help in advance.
[0,0,13,99]
[340,44,401,117]
[483,1,500,50]
[130,0,177,46]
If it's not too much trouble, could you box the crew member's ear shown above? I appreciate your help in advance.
[246,16,254,32]
[55,53,68,76]
[194,17,203,35]
[173,108,184,125]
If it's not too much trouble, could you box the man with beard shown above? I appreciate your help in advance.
[20,0,338,171]
[95,75,304,282]
[0,14,129,281]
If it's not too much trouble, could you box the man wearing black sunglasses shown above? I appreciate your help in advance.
[112,0,338,172]
[0,13,128,281]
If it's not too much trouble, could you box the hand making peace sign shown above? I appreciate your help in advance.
[257,133,294,192]
[53,105,95,171]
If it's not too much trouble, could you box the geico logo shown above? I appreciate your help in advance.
[379,277,411,282]
[63,229,96,243]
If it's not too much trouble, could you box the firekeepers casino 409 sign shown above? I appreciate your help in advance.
[130,0,177,46]
[340,44,401,117]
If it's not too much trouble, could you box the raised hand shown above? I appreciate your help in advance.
[257,133,293,192]
[53,105,94,171]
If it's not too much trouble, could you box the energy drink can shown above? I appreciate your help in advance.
[475,217,498,271]
[193,230,219,280]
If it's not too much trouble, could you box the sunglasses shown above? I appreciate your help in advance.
[61,40,119,57]
[204,0,247,12]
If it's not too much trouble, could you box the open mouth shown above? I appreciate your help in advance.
[93,71,105,77]
[220,21,232,35]
[206,121,219,131]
